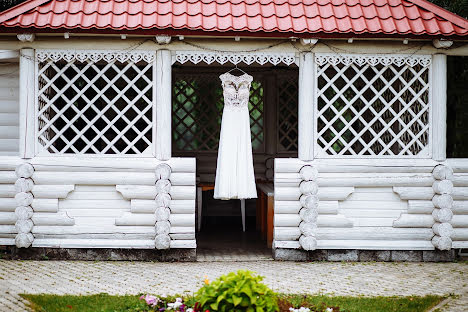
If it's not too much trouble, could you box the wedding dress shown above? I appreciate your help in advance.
[214,72,257,200]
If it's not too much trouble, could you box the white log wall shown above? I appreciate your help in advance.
[0,157,196,249]
[447,159,468,249]
[0,63,19,156]
[274,158,438,250]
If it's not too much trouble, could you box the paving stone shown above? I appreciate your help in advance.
[308,250,328,261]
[0,260,467,312]
[359,250,391,262]
[273,248,307,261]
[423,250,455,262]
[327,250,358,262]
[391,251,423,262]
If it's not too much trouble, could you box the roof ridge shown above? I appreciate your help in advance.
[0,0,51,24]
[408,0,468,30]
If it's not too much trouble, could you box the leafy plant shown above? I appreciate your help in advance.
[195,270,279,312]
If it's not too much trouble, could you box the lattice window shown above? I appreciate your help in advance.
[277,71,298,152]
[36,50,155,155]
[172,70,264,153]
[315,54,431,157]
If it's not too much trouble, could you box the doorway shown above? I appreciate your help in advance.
[171,65,298,259]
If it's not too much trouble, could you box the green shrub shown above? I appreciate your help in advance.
[195,270,278,312]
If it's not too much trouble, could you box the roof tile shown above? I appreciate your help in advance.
[0,0,466,38]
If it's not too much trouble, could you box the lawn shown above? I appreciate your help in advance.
[22,293,444,312]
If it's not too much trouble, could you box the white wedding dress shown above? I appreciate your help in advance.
[214,72,257,200]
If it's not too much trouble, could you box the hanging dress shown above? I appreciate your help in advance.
[214,72,257,200]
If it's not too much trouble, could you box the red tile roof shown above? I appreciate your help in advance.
[0,0,467,39]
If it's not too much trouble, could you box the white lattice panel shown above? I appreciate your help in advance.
[36,50,155,155]
[314,53,432,158]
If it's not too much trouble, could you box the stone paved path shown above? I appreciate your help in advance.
[0,260,466,311]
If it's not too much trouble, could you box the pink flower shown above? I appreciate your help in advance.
[143,294,158,306]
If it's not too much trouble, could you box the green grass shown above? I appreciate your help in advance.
[21,293,444,312]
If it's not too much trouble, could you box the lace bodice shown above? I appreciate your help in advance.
[219,72,253,109]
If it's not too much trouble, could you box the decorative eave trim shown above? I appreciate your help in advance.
[315,53,432,67]
[173,51,298,66]
[36,49,156,63]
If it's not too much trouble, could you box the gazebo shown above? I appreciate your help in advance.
[0,0,467,261]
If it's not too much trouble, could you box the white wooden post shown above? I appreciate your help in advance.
[155,49,172,160]
[298,52,314,161]
[19,48,35,159]
[432,54,447,162]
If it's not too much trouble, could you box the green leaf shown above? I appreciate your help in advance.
[232,295,242,306]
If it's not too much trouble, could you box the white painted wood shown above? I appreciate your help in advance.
[15,206,33,220]
[341,199,406,210]
[0,238,14,245]
[155,207,170,221]
[432,54,447,161]
[170,233,195,240]
[432,235,452,250]
[155,163,171,180]
[275,200,338,214]
[170,240,196,249]
[32,185,74,199]
[316,228,434,240]
[155,234,170,249]
[299,208,318,223]
[408,200,433,214]
[169,214,194,227]
[298,52,314,160]
[299,235,317,250]
[349,217,394,227]
[32,212,74,226]
[452,175,468,186]
[453,241,468,248]
[31,199,58,212]
[0,114,19,126]
[15,192,33,206]
[0,225,15,233]
[275,227,301,241]
[169,226,195,234]
[275,158,437,173]
[451,215,468,228]
[59,198,129,210]
[0,212,16,224]
[115,213,156,226]
[155,221,171,235]
[393,214,434,228]
[433,165,453,180]
[16,232,33,248]
[0,126,19,139]
[32,225,155,235]
[300,165,318,181]
[116,185,156,200]
[155,49,172,160]
[0,185,16,197]
[31,157,195,172]
[19,48,35,158]
[453,201,468,214]
[299,221,317,236]
[318,240,434,250]
[0,198,16,211]
[130,199,194,214]
[274,214,301,227]
[452,229,468,240]
[155,193,171,207]
[33,172,155,185]
[317,215,353,228]
[393,187,434,200]
[170,186,196,200]
[15,163,34,178]
[432,194,453,209]
[300,181,318,195]
[14,178,33,193]
[273,240,301,249]
[452,187,468,200]
[32,238,155,249]
[155,179,171,194]
[275,186,354,201]
[15,219,33,232]
[433,180,453,195]
[432,208,453,223]
[433,222,454,237]
[341,209,404,219]
[0,171,16,184]
[170,200,195,214]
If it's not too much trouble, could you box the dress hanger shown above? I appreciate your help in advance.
[226,64,247,75]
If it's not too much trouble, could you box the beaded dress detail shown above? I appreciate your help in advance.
[214,73,257,199]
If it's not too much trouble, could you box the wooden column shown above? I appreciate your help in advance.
[155,49,172,160]
[432,54,447,162]
[298,52,314,161]
[19,48,35,159]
